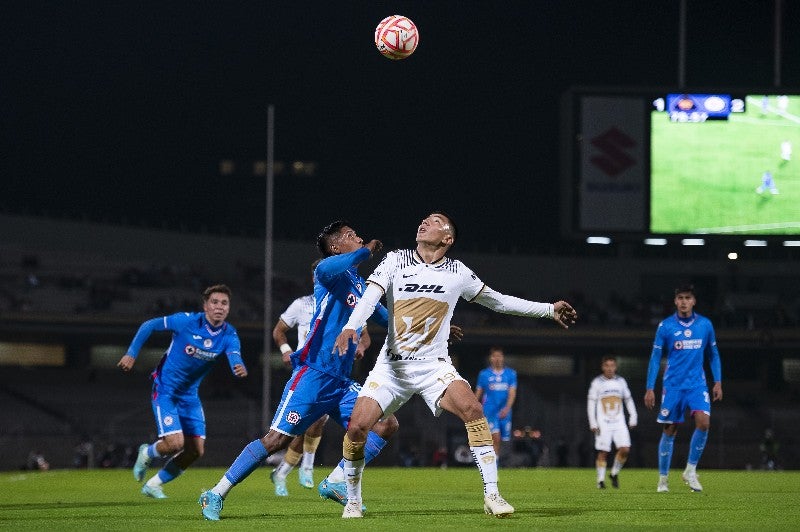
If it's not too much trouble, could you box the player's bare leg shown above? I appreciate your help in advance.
[439,381,514,517]
[610,446,629,488]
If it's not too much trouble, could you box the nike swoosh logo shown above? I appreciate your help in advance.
[659,452,669,457]
[192,335,203,339]
[402,273,415,278]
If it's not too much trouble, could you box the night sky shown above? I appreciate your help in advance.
[3,1,798,252]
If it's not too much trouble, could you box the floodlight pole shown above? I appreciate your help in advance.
[773,0,783,87]
[262,105,275,431]
[677,0,686,89]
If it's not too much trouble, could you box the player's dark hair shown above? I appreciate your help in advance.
[430,210,458,242]
[203,284,232,301]
[674,283,695,296]
[489,346,504,355]
[317,220,350,257]
[601,355,617,364]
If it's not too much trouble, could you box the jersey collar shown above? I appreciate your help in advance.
[413,249,448,266]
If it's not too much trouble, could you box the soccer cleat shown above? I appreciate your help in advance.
[682,471,703,492]
[483,493,514,518]
[299,466,314,488]
[141,484,167,499]
[318,479,366,512]
[342,500,364,518]
[270,469,288,497]
[597,480,606,489]
[610,474,619,488]
[133,443,151,482]
[657,476,669,493]
[198,490,223,521]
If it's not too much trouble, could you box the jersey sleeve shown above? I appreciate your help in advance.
[364,251,397,292]
[509,369,518,388]
[705,321,723,383]
[476,369,487,392]
[225,329,246,372]
[472,286,554,318]
[316,247,371,287]
[279,298,305,329]
[125,312,188,357]
[621,377,637,425]
[586,379,599,428]
[457,262,486,301]
[646,321,667,389]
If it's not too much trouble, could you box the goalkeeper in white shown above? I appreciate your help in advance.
[587,355,637,489]
[333,211,577,519]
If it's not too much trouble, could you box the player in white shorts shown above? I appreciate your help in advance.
[332,211,578,519]
[587,355,637,489]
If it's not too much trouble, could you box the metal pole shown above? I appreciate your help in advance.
[262,105,275,431]
[774,0,783,87]
[678,0,687,89]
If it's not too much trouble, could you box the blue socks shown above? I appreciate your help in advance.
[224,439,268,485]
[157,459,183,483]
[688,429,708,466]
[658,433,675,475]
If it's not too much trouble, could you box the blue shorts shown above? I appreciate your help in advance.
[657,386,710,424]
[151,382,206,438]
[271,365,360,436]
[485,411,512,441]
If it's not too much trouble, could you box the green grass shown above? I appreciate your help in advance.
[3,467,799,530]
[651,94,800,234]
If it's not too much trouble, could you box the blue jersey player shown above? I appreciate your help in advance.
[474,347,517,460]
[118,284,247,499]
[644,284,723,493]
[199,221,399,521]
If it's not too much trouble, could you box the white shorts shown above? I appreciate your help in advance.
[594,423,631,452]
[358,359,468,417]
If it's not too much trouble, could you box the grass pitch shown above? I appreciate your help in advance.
[3,467,799,530]
[651,94,800,235]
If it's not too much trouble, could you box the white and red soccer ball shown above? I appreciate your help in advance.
[374,15,419,60]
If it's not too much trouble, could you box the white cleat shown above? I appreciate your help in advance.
[682,471,703,492]
[484,493,514,518]
[657,476,669,493]
[342,499,363,519]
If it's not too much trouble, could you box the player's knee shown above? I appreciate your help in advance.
[262,431,290,454]
[161,437,184,455]
[372,415,399,439]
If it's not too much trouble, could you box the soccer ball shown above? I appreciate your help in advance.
[374,15,419,60]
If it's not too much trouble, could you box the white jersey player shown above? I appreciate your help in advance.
[333,211,578,519]
[587,356,637,489]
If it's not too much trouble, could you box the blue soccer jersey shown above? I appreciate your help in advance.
[293,246,388,380]
[647,311,722,391]
[126,312,245,396]
[476,367,517,416]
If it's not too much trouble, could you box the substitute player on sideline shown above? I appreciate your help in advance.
[644,284,722,493]
[334,211,577,518]
[118,284,247,499]
[587,355,637,489]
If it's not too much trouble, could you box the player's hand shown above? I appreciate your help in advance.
[333,328,359,356]
[233,364,248,378]
[644,389,656,410]
[364,239,383,257]
[117,355,136,372]
[712,381,723,402]
[499,406,510,419]
[447,324,464,345]
[281,352,292,367]
[591,427,600,435]
[355,342,367,360]
[628,422,637,429]
[552,301,577,329]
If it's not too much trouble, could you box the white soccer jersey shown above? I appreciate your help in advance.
[366,249,485,362]
[279,294,314,350]
[587,375,637,429]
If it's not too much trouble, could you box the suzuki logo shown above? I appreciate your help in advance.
[590,127,636,176]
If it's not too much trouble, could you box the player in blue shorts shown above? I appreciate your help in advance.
[198,221,399,520]
[118,284,248,499]
[644,284,723,493]
[474,347,517,462]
